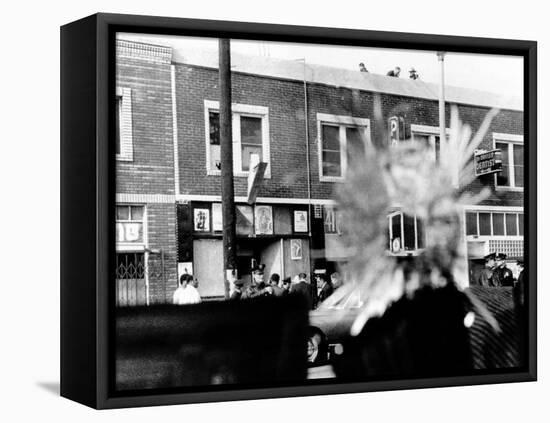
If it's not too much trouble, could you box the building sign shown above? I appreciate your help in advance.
[324,206,342,234]
[294,210,308,233]
[474,149,502,176]
[116,222,143,243]
[254,205,273,235]
[194,208,210,232]
[388,116,406,146]
[290,239,303,260]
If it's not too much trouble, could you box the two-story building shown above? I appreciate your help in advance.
[115,37,523,305]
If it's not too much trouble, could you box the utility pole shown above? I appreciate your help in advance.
[437,52,446,150]
[219,38,237,299]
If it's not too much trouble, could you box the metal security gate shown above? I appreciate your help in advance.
[115,251,166,306]
[116,252,147,307]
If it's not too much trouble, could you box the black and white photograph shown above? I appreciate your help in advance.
[113,31,530,394]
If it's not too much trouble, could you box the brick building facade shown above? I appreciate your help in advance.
[115,38,524,305]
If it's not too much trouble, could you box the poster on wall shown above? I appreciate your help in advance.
[236,205,254,235]
[294,210,308,232]
[212,203,223,231]
[193,208,210,232]
[255,205,273,235]
[290,239,302,260]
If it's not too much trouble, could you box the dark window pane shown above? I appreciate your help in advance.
[116,206,129,221]
[505,213,518,236]
[209,111,220,145]
[322,151,342,177]
[130,206,144,221]
[241,116,262,145]
[479,213,491,236]
[514,145,524,187]
[434,136,441,162]
[518,214,524,236]
[416,217,425,249]
[403,214,416,250]
[116,97,121,154]
[466,212,478,235]
[492,213,505,235]
[391,214,401,250]
[346,127,365,169]
[496,142,509,186]
[322,125,340,151]
[241,145,262,171]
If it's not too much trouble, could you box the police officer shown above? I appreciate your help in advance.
[477,252,496,287]
[241,264,267,299]
[493,253,514,287]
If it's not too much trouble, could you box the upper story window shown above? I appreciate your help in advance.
[204,100,270,177]
[410,124,451,163]
[317,113,370,182]
[387,211,425,255]
[493,133,524,190]
[116,87,133,161]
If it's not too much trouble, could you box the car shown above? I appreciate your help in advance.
[307,289,363,364]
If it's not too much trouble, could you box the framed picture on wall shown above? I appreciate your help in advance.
[291,239,303,260]
[61,13,536,409]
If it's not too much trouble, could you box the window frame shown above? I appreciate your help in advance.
[387,210,425,255]
[317,113,371,182]
[115,204,148,251]
[116,87,133,161]
[464,208,524,240]
[204,100,271,178]
[493,132,524,191]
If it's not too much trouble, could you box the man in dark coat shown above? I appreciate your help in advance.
[493,253,514,287]
[290,273,313,309]
[241,264,268,299]
[476,252,496,286]
[315,273,334,305]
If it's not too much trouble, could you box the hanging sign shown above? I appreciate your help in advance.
[474,149,502,176]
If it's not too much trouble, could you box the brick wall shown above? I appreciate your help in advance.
[116,56,175,195]
[146,203,178,304]
[174,63,524,207]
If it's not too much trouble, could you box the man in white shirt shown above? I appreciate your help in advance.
[173,274,202,305]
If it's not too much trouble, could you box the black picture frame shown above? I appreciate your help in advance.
[61,12,537,409]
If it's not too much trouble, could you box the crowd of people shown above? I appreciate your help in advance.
[229,264,344,310]
[476,252,524,289]
[172,265,344,308]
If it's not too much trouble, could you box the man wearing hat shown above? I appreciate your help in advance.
[493,253,514,287]
[476,252,496,287]
[409,68,419,80]
[241,263,267,299]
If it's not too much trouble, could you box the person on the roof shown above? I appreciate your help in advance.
[386,66,401,77]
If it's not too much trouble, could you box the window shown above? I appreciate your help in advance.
[317,113,370,182]
[494,133,524,189]
[387,211,425,254]
[116,205,145,244]
[465,210,523,237]
[116,87,133,161]
[204,101,270,177]
[410,125,451,163]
